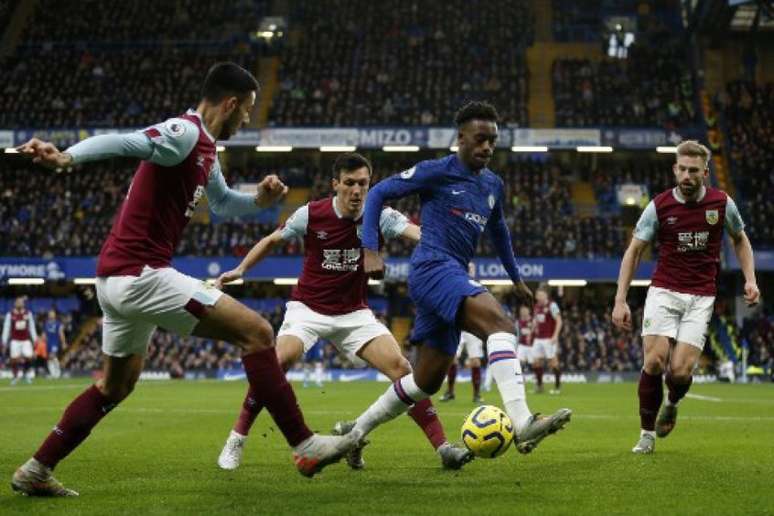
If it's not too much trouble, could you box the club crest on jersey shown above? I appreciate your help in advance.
[705,209,719,225]
[400,166,416,179]
[316,231,328,240]
[165,119,186,137]
[667,216,678,225]
[488,194,495,209]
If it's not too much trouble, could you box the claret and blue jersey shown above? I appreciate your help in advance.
[362,154,523,354]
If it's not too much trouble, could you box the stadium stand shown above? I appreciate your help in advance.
[719,80,774,249]
[0,0,15,35]
[268,0,532,126]
[552,33,696,128]
[20,0,268,44]
[2,153,641,259]
[0,50,254,129]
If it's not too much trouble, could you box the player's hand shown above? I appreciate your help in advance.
[744,281,760,306]
[215,267,244,289]
[612,300,632,331]
[255,174,289,208]
[16,138,73,169]
[513,280,533,305]
[363,248,385,280]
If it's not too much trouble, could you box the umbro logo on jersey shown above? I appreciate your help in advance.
[316,231,328,240]
[667,216,678,225]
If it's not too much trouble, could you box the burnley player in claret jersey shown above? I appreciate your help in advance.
[215,153,472,471]
[337,101,571,458]
[2,297,38,385]
[12,63,359,497]
[613,140,760,454]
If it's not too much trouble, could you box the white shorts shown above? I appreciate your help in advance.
[96,266,223,357]
[532,338,557,360]
[456,331,484,360]
[641,286,714,349]
[516,344,534,364]
[9,340,34,359]
[278,301,390,361]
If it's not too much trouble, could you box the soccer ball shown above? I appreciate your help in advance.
[461,405,514,458]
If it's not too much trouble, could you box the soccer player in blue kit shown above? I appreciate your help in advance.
[338,102,571,455]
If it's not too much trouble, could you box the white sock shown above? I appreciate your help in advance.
[641,429,656,438]
[303,367,310,384]
[487,332,532,433]
[353,374,430,437]
[230,429,247,441]
[314,363,324,385]
[484,365,494,391]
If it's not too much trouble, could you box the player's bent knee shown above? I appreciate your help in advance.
[241,316,275,352]
[386,356,412,380]
[97,380,135,404]
[643,355,666,374]
[670,371,692,384]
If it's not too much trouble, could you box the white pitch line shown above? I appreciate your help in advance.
[686,393,723,402]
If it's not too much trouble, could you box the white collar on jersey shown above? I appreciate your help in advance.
[186,109,216,143]
[672,185,707,204]
[332,196,363,220]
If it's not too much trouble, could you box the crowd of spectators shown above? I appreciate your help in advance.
[3,152,636,259]
[0,0,15,35]
[20,0,267,45]
[743,312,774,378]
[552,0,610,42]
[0,49,253,129]
[552,33,695,128]
[554,299,643,372]
[718,80,774,249]
[269,0,532,127]
[0,0,269,129]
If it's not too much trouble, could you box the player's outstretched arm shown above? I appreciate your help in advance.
[215,229,284,288]
[207,161,288,217]
[729,230,760,306]
[486,191,532,304]
[18,118,198,170]
[612,237,649,331]
[363,164,435,278]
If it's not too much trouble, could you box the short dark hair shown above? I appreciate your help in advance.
[454,101,499,127]
[332,152,372,179]
[201,62,260,103]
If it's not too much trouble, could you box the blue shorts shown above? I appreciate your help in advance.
[408,259,486,356]
[305,340,325,363]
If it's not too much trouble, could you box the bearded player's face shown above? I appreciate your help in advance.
[220,91,256,140]
[673,155,708,200]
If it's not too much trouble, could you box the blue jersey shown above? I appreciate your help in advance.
[362,154,522,355]
[44,320,61,352]
[362,154,521,282]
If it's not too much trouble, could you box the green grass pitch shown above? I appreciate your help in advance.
[1,379,773,515]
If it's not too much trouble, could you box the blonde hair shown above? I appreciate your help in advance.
[676,140,711,169]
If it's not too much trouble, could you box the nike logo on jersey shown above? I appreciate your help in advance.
[451,190,465,195]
